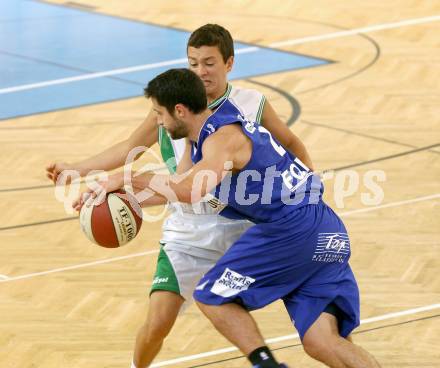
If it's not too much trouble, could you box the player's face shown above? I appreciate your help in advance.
[152,99,189,139]
[187,46,233,100]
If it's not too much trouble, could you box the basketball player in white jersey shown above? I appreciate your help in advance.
[46,24,313,368]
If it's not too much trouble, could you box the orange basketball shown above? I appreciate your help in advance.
[79,190,143,248]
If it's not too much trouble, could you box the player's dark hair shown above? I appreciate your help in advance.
[187,24,234,63]
[144,68,207,114]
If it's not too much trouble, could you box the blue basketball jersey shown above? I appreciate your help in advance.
[191,99,323,223]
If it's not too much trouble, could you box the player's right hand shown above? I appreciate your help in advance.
[72,191,92,212]
[46,162,79,185]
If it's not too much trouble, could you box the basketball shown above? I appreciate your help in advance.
[79,190,143,248]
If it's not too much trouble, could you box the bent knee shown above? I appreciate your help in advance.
[302,334,339,360]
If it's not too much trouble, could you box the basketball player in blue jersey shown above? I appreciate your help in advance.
[47,25,315,368]
[88,68,381,368]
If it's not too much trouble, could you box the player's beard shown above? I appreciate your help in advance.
[168,117,189,140]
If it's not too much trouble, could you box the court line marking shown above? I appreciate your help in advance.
[0,57,187,94]
[270,15,440,48]
[150,303,440,367]
[0,192,438,284]
[338,193,440,217]
[0,250,158,283]
[0,274,9,280]
[0,15,439,95]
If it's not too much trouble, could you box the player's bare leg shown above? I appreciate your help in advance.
[302,312,381,368]
[196,302,286,367]
[196,301,265,354]
[133,291,184,368]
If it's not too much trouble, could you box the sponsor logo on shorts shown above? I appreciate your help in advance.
[312,233,350,263]
[210,268,256,297]
[152,276,169,284]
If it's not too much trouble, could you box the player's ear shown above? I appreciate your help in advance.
[174,104,185,118]
[226,56,234,72]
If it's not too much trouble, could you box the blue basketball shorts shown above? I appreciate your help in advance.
[193,201,360,339]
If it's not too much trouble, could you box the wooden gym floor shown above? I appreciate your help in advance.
[0,1,439,367]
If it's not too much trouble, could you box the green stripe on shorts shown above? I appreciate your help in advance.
[150,245,180,296]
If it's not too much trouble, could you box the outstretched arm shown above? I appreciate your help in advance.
[72,125,248,211]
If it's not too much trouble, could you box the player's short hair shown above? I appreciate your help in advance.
[187,24,234,63]
[144,68,207,115]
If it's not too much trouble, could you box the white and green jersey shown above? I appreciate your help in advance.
[158,84,265,215]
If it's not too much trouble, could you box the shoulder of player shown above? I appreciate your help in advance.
[229,84,263,99]
[203,124,245,149]
[228,84,263,97]
[227,85,266,123]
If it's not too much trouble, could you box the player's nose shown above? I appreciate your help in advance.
[194,64,207,77]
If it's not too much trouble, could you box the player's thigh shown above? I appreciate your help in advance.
[147,290,184,324]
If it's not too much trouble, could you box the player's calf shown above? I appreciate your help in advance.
[302,322,381,368]
[133,291,184,367]
[302,335,346,368]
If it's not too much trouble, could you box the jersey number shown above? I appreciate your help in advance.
[258,126,286,156]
